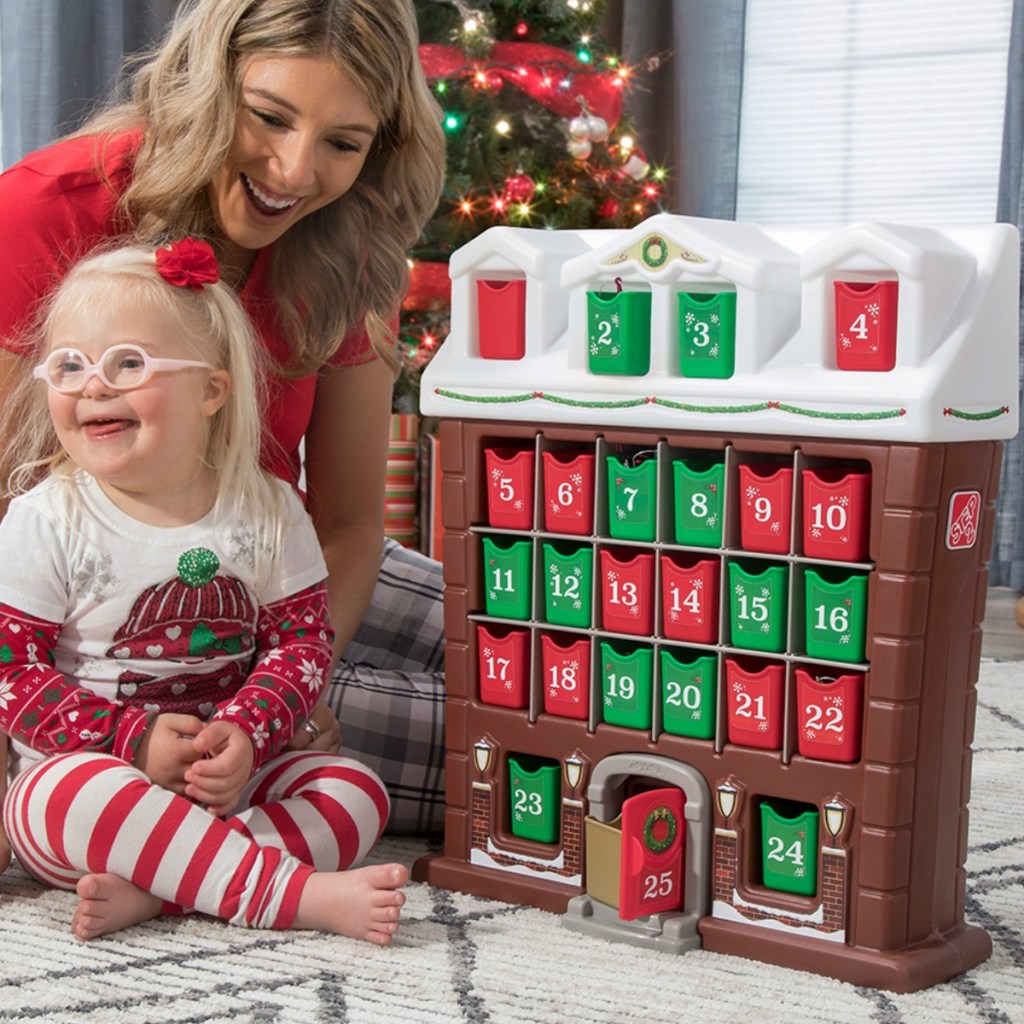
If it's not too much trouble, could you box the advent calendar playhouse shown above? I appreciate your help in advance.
[411,214,1020,992]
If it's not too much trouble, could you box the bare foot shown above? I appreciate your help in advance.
[293,862,408,945]
[72,873,163,940]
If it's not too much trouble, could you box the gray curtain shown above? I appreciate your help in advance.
[991,0,1024,588]
[603,0,747,218]
[0,0,181,168]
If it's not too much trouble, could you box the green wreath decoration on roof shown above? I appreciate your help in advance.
[643,804,678,854]
[641,233,668,268]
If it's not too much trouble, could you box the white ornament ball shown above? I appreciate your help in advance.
[587,114,609,142]
[568,137,593,160]
[569,115,592,140]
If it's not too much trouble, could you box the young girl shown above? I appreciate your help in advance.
[0,0,449,844]
[0,238,407,945]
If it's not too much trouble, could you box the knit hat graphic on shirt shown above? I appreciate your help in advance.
[107,547,256,662]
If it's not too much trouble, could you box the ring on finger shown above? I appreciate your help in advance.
[302,719,322,742]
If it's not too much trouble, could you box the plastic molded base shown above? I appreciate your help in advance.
[562,893,702,954]
[699,917,992,994]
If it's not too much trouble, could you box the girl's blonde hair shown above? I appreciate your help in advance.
[82,0,445,376]
[3,243,284,541]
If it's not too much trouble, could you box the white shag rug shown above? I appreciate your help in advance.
[0,659,1021,1024]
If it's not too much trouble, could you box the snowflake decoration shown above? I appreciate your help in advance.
[610,345,620,356]
[514,499,523,511]
[570,473,583,487]
[811,527,823,539]
[757,721,769,732]
[760,587,771,598]
[298,658,324,692]
[840,335,852,349]
[684,312,696,327]
[732,681,746,694]
[867,302,880,318]
[607,571,620,583]
[573,566,583,578]
[549,563,559,577]
[709,344,720,357]
[604,694,613,707]
[761,622,771,633]
[707,514,719,527]
[491,467,502,482]
[746,486,759,500]
[770,521,781,533]
[228,522,258,570]
[711,313,720,325]
[839,634,851,644]
[590,343,600,356]
[616,507,626,520]
[482,646,493,659]
[630,606,640,617]
[573,600,582,610]
[73,554,120,600]
[611,313,620,327]
[734,583,745,596]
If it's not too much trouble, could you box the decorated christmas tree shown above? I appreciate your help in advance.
[396,0,668,409]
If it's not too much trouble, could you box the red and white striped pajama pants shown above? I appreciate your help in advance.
[3,749,390,929]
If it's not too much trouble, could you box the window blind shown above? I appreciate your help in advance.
[736,0,1014,225]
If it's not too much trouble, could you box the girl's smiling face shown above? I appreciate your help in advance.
[45,296,230,524]
[207,54,379,263]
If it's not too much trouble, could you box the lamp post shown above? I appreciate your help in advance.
[716,781,738,828]
[473,739,493,782]
[823,798,847,848]
[564,755,584,798]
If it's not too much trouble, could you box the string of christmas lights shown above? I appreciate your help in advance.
[397,0,669,409]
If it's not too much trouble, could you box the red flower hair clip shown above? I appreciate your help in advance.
[155,238,220,290]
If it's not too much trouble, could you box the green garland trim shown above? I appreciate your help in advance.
[652,397,771,414]
[943,405,1010,421]
[433,388,909,421]
[773,402,905,421]
[433,388,645,410]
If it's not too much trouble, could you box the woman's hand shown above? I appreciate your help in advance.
[286,698,342,752]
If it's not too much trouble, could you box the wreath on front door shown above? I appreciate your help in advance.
[642,804,679,854]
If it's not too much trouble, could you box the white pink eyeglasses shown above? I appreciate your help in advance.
[33,344,214,394]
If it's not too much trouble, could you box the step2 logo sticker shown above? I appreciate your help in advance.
[946,490,981,550]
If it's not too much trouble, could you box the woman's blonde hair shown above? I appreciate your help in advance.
[83,0,445,376]
[2,242,284,541]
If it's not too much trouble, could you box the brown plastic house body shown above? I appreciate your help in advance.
[412,216,1020,993]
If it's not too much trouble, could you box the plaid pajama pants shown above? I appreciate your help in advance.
[326,539,446,835]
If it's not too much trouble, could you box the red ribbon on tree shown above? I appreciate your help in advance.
[419,41,623,129]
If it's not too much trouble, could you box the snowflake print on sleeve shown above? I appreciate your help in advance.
[0,603,150,761]
[212,581,334,768]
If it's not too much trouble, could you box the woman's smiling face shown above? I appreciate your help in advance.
[208,54,379,258]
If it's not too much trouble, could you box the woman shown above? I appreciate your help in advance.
[0,0,448,851]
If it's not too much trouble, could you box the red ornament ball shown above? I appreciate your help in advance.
[599,198,620,219]
[503,173,536,204]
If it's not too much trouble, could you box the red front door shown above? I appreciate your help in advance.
[619,787,686,920]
